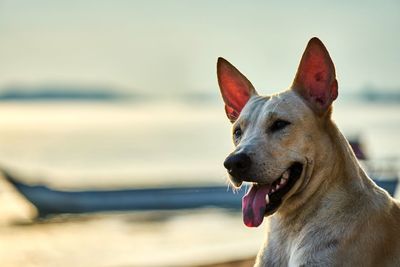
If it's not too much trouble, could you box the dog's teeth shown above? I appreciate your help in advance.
[275,184,280,190]
[280,178,286,185]
[271,188,275,193]
[265,194,269,204]
[282,171,289,180]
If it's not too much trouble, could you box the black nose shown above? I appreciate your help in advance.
[224,153,252,178]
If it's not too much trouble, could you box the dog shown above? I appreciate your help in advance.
[217,37,400,266]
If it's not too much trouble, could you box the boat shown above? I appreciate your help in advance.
[2,170,244,217]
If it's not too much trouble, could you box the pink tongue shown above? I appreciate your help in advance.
[242,184,271,227]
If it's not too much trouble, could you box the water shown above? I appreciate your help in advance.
[0,100,398,187]
[0,101,233,188]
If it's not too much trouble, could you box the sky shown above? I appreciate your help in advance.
[0,0,399,95]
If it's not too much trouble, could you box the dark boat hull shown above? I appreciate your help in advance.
[3,171,244,217]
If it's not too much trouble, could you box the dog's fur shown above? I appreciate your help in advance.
[217,38,400,266]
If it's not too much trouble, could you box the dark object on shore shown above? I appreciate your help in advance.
[3,170,244,217]
[349,139,367,160]
[349,138,398,196]
[374,180,397,196]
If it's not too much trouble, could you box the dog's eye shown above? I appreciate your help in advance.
[270,119,291,132]
[233,128,242,139]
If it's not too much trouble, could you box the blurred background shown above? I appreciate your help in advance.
[0,1,399,266]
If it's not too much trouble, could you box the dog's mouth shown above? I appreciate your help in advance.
[242,162,303,227]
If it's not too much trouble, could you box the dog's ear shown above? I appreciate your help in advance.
[217,57,257,123]
[291,37,338,116]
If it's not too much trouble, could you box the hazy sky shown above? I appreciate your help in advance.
[0,0,399,94]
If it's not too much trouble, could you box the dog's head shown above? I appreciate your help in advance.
[217,38,338,227]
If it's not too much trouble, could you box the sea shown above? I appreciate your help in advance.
[0,96,399,266]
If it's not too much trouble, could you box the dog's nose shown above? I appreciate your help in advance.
[224,153,252,178]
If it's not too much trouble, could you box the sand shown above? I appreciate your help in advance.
[0,177,264,267]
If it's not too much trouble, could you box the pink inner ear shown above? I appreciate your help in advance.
[217,58,256,121]
[293,38,338,112]
[219,74,252,113]
[302,70,337,108]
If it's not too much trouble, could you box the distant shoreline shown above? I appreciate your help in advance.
[0,85,399,103]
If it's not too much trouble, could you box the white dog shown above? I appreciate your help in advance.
[217,37,400,266]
